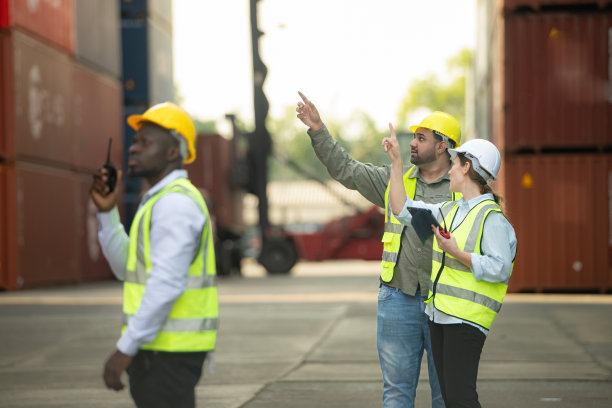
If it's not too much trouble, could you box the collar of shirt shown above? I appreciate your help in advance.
[408,164,451,183]
[451,193,496,228]
[140,169,188,205]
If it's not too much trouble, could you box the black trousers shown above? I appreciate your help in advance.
[428,321,487,408]
[127,350,207,408]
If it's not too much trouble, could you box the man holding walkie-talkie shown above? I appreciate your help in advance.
[90,102,218,408]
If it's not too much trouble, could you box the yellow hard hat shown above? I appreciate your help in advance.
[409,111,461,147]
[127,102,197,164]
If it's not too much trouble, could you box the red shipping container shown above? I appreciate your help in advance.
[0,161,80,290]
[501,153,610,293]
[184,134,244,232]
[505,12,612,151]
[73,63,123,173]
[0,163,15,289]
[0,0,74,53]
[503,0,612,13]
[0,30,76,166]
[74,0,121,78]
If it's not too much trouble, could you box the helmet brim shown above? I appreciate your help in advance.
[127,114,146,131]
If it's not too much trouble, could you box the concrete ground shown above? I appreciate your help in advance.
[0,259,611,407]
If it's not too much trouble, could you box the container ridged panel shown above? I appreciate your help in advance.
[503,153,610,292]
[505,12,612,151]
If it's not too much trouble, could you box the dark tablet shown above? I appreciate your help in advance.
[406,207,441,243]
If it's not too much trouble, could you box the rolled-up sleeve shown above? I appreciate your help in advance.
[308,125,390,208]
[394,198,441,225]
[471,213,517,284]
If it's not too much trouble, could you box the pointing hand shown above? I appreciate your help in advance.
[382,123,402,162]
[296,91,324,131]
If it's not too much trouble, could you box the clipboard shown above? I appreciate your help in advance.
[406,207,441,243]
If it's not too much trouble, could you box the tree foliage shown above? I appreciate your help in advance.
[260,48,472,181]
[395,48,472,130]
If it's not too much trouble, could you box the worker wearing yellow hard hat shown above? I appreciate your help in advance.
[297,90,461,408]
[127,101,198,164]
[409,111,462,149]
[90,101,217,407]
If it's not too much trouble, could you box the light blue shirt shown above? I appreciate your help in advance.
[97,170,206,355]
[395,193,517,335]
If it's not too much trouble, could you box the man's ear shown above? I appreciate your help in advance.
[167,144,181,162]
[437,140,448,155]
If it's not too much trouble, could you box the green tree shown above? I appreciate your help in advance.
[193,119,217,134]
[264,48,472,181]
[267,105,337,181]
[396,48,472,130]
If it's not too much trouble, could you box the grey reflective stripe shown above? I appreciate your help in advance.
[441,201,456,218]
[436,282,503,313]
[386,200,394,223]
[464,204,499,253]
[124,315,218,333]
[432,251,471,272]
[384,222,404,234]
[136,215,147,272]
[125,270,148,284]
[125,271,217,289]
[382,251,398,263]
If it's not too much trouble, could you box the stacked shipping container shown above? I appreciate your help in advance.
[0,0,123,289]
[474,0,612,292]
[120,0,175,223]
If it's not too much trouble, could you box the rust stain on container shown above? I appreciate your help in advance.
[0,0,74,53]
[0,30,76,166]
[1,162,80,290]
[501,153,610,292]
[505,12,612,151]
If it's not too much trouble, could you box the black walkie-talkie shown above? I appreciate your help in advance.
[103,138,117,193]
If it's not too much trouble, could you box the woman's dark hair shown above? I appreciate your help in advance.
[457,154,503,205]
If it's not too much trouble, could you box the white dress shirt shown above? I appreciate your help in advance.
[395,193,517,335]
[97,170,206,355]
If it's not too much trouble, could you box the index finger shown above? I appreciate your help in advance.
[388,122,397,139]
[298,91,310,104]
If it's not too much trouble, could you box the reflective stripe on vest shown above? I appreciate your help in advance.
[380,167,460,282]
[380,166,417,282]
[427,200,511,330]
[123,178,218,352]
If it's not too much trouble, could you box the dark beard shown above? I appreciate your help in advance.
[409,149,436,165]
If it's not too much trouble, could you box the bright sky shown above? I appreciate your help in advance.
[173,0,477,134]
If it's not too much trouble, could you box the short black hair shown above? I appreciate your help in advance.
[433,131,456,149]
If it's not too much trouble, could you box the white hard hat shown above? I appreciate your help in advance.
[448,139,501,180]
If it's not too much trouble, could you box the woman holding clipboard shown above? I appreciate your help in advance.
[382,123,517,408]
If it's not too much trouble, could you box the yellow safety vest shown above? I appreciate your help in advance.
[123,178,218,352]
[426,199,512,330]
[380,167,417,282]
[380,166,459,282]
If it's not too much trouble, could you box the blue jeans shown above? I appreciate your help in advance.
[377,285,444,408]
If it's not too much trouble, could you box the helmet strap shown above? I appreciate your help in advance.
[169,129,188,162]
